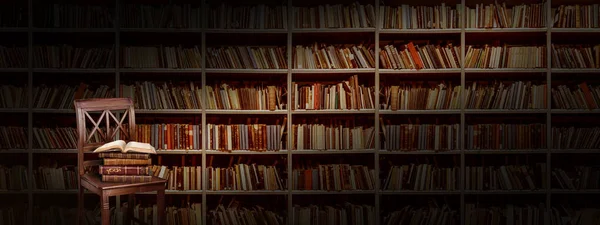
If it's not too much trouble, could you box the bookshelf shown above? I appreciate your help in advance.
[1,0,600,224]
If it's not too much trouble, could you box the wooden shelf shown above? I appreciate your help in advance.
[464,190,547,195]
[379,110,461,114]
[380,190,461,195]
[0,149,28,154]
[464,109,548,114]
[32,68,116,73]
[119,68,202,73]
[206,29,288,34]
[291,190,375,195]
[205,110,287,115]
[379,69,461,74]
[379,150,461,155]
[292,68,375,74]
[32,28,116,33]
[379,29,461,34]
[292,109,375,114]
[291,149,375,154]
[205,150,288,155]
[205,68,288,74]
[463,149,547,154]
[136,109,203,114]
[464,28,548,33]
[291,28,375,33]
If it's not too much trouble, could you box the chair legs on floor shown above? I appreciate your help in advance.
[78,187,85,225]
[157,190,165,225]
[127,194,135,225]
[101,195,110,225]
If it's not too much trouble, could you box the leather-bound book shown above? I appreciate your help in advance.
[99,166,150,176]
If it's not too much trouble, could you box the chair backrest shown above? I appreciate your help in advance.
[74,98,136,176]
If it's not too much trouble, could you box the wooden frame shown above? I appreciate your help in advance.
[75,98,166,225]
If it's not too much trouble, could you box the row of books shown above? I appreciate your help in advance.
[290,124,375,150]
[5,3,600,30]
[3,44,597,69]
[292,164,375,191]
[121,81,203,110]
[13,81,600,111]
[206,164,285,191]
[551,44,600,69]
[379,4,462,29]
[207,124,285,151]
[20,204,600,225]
[206,84,284,111]
[0,165,27,190]
[32,166,77,190]
[552,82,600,110]
[465,124,547,150]
[552,166,600,190]
[292,76,376,110]
[293,203,375,225]
[380,43,461,69]
[465,204,546,225]
[464,81,547,109]
[553,4,600,28]
[6,123,600,150]
[382,83,462,110]
[11,164,600,193]
[0,126,27,149]
[33,4,114,28]
[0,46,27,68]
[465,164,546,190]
[293,44,375,69]
[6,124,600,151]
[136,124,202,151]
[293,3,376,29]
[151,165,202,191]
[33,84,114,109]
[0,5,27,28]
[464,45,547,69]
[208,4,287,29]
[33,45,115,69]
[384,204,458,225]
[381,124,460,151]
[553,127,600,149]
[209,203,284,225]
[122,46,202,69]
[0,85,27,108]
[465,2,547,28]
[121,4,202,29]
[206,46,287,69]
[382,164,459,191]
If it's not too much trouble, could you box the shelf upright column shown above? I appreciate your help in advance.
[115,0,122,212]
[545,0,553,222]
[286,0,293,223]
[27,0,33,223]
[373,0,380,224]
[459,0,466,224]
[201,1,208,224]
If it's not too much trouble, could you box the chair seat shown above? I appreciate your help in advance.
[82,173,167,191]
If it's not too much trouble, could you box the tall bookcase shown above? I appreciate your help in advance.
[0,0,599,224]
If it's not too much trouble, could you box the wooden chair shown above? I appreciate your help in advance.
[75,98,166,225]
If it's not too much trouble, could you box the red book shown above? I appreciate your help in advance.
[99,166,150,175]
[102,175,153,183]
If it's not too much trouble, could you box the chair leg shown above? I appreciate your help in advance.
[157,189,165,225]
[77,187,84,225]
[128,194,135,225]
[101,195,110,225]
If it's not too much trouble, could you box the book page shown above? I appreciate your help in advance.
[92,140,126,153]
[123,141,157,154]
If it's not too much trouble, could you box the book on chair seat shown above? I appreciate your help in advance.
[93,140,157,154]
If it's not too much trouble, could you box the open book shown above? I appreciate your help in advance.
[93,140,157,154]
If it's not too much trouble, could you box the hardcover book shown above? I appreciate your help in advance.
[93,140,157,154]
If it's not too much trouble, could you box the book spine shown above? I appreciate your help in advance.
[99,166,150,175]
[103,158,152,166]
[102,175,153,183]
[98,153,150,159]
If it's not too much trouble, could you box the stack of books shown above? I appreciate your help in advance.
[93,140,157,182]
